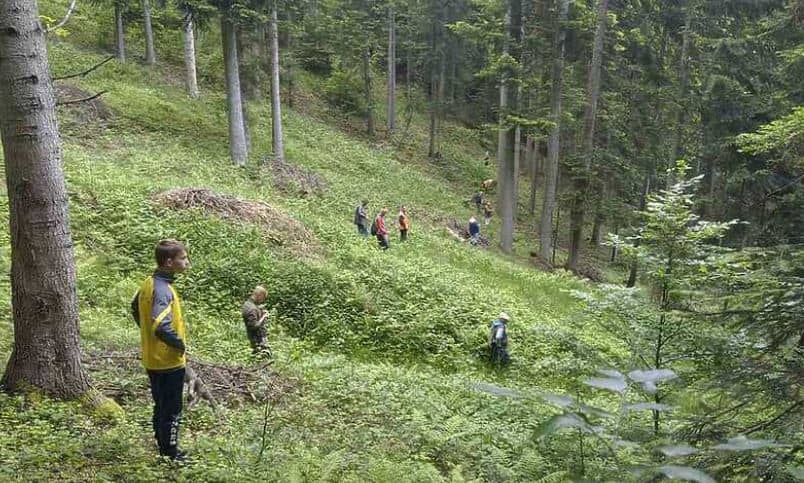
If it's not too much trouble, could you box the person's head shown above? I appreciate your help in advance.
[498,312,511,322]
[469,216,477,223]
[251,285,268,304]
[380,207,388,216]
[399,205,406,213]
[155,239,190,273]
[479,191,484,196]
[362,199,369,207]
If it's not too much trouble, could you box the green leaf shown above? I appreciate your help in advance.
[712,435,784,451]
[656,445,699,457]
[658,465,715,483]
[584,377,628,394]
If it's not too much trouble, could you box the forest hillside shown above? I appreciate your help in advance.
[0,0,801,482]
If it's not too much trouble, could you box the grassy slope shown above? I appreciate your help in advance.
[0,4,631,481]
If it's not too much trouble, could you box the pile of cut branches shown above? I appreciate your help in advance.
[266,156,328,197]
[445,219,491,247]
[153,187,321,256]
[83,350,296,409]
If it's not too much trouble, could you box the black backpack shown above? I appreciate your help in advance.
[370,218,378,236]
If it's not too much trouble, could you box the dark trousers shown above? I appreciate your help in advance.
[147,367,185,456]
[247,326,268,354]
[400,229,408,241]
[357,224,368,236]
[377,234,389,250]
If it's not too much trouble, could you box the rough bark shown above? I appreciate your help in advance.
[427,13,439,158]
[566,0,609,272]
[182,13,199,99]
[528,137,541,215]
[0,0,91,398]
[236,29,251,150]
[141,0,156,65]
[269,1,285,161]
[668,6,692,184]
[363,46,375,137]
[538,0,569,261]
[387,5,396,134]
[626,170,651,288]
[221,14,248,165]
[114,3,126,63]
[497,6,515,253]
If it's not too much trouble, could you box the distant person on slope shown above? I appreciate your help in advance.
[372,208,390,250]
[489,312,511,366]
[354,200,369,236]
[468,216,480,245]
[471,191,484,213]
[397,205,410,241]
[130,239,191,461]
[241,285,270,357]
[483,201,493,226]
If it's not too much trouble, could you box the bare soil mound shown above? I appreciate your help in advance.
[266,156,328,198]
[55,83,112,125]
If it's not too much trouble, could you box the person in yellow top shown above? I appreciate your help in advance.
[397,205,411,242]
[130,239,190,461]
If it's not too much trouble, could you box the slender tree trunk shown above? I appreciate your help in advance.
[528,138,541,215]
[114,3,126,63]
[236,29,251,150]
[286,11,295,109]
[141,0,156,65]
[668,6,692,183]
[0,0,92,398]
[221,15,248,165]
[538,0,569,261]
[626,170,651,287]
[427,14,439,158]
[387,4,396,135]
[182,13,199,99]
[363,46,375,137]
[566,0,609,272]
[497,5,515,253]
[269,1,285,162]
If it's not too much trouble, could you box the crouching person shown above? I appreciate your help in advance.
[242,285,271,357]
[489,312,511,366]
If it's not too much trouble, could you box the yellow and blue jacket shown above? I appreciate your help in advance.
[131,271,186,371]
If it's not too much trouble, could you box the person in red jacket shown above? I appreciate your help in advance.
[374,208,390,250]
[397,205,410,241]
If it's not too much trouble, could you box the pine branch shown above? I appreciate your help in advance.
[56,90,107,106]
[46,0,77,34]
[53,56,115,81]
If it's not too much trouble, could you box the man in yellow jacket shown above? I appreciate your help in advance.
[131,239,190,460]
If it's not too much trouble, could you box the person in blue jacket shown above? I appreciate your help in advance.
[468,216,481,245]
[489,312,511,366]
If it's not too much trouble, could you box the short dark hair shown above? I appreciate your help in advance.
[155,239,186,267]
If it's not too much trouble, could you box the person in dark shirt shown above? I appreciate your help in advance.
[469,216,481,245]
[242,285,270,356]
[354,200,369,236]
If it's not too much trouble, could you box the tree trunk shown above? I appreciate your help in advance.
[667,7,692,184]
[114,3,126,63]
[236,29,251,150]
[387,5,396,135]
[566,0,609,272]
[626,170,651,287]
[497,5,514,253]
[0,0,91,398]
[269,1,285,162]
[182,13,199,99]
[363,46,375,137]
[538,0,569,261]
[427,13,439,158]
[221,14,248,165]
[528,137,541,215]
[141,0,156,65]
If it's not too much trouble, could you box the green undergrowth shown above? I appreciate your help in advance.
[0,5,633,480]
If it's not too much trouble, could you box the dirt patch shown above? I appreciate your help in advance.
[83,350,297,408]
[153,187,321,257]
[445,218,491,247]
[55,83,113,126]
[265,156,328,198]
